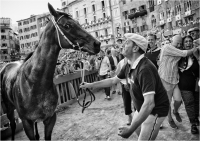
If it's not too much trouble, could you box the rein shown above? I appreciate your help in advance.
[71,65,95,113]
[50,14,96,113]
[50,15,84,50]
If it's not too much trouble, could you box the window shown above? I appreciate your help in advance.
[101,1,105,9]
[175,4,181,15]
[151,15,156,28]
[62,1,66,6]
[123,0,126,5]
[85,19,88,23]
[76,11,79,18]
[10,36,12,40]
[94,16,96,22]
[184,0,192,12]
[2,43,7,47]
[130,8,136,14]
[166,8,171,18]
[123,11,129,19]
[149,0,154,7]
[95,32,98,37]
[21,44,24,48]
[159,12,164,20]
[84,8,87,15]
[1,35,6,39]
[139,5,146,11]
[19,29,23,33]
[103,13,106,18]
[105,29,108,36]
[92,4,95,12]
[1,29,5,33]
[18,22,22,26]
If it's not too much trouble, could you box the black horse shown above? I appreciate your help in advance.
[0,3,100,140]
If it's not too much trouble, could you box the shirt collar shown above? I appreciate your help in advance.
[128,54,144,69]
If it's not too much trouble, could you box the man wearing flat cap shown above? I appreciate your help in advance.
[80,33,170,140]
[188,27,199,40]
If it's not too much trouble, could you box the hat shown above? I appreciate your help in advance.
[124,33,148,52]
[188,27,199,34]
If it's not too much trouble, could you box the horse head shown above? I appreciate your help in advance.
[48,3,101,55]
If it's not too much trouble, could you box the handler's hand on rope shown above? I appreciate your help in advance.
[80,82,93,90]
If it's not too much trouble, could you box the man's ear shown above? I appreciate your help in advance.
[132,45,139,53]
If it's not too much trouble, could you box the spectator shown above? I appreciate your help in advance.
[158,35,195,129]
[188,27,199,40]
[178,35,199,134]
[99,49,112,99]
[145,33,160,69]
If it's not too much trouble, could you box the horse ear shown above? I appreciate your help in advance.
[48,3,58,17]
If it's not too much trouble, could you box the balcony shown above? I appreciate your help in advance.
[128,9,147,19]
[159,19,165,25]
[175,14,181,21]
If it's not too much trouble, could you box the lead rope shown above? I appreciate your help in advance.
[71,58,95,113]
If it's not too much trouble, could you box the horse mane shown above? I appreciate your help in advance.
[23,31,45,63]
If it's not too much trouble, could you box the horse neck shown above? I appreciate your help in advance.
[23,23,61,86]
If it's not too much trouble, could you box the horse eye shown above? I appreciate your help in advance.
[63,24,70,28]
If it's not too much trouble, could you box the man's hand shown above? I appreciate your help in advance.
[80,82,93,89]
[118,126,132,138]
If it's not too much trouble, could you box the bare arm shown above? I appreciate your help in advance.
[129,94,155,133]
[118,94,155,138]
[80,76,121,89]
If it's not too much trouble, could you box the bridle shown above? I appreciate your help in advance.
[50,14,84,51]
[51,14,95,113]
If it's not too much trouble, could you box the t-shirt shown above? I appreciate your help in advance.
[117,57,169,117]
[145,48,160,69]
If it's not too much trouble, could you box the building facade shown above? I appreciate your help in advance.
[17,15,40,55]
[0,18,20,62]
[61,0,116,50]
[123,0,199,41]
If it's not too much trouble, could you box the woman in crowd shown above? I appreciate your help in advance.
[178,35,199,134]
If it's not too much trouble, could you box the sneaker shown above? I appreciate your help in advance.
[168,119,178,129]
[173,110,182,122]
[107,96,111,100]
[160,124,163,129]
[191,124,199,134]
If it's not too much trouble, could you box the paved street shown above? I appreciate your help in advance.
[6,90,199,140]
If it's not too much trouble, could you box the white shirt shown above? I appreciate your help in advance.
[99,56,110,76]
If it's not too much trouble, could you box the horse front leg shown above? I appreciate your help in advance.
[7,110,16,140]
[34,122,40,140]
[21,119,36,140]
[43,112,57,141]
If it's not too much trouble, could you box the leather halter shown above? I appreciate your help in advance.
[50,15,84,51]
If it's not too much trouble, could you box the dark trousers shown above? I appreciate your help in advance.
[121,83,132,115]
[181,90,199,124]
[99,75,110,96]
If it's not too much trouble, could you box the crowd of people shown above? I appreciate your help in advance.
[80,26,200,140]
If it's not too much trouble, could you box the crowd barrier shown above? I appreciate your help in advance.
[0,70,99,139]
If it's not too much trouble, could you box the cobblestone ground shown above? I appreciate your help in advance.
[6,90,199,141]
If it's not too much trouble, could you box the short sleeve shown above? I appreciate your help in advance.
[138,67,156,96]
[117,64,127,79]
